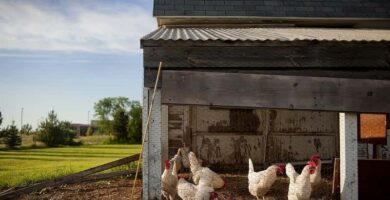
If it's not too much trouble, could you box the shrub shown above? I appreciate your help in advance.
[20,124,33,135]
[36,110,76,147]
[128,103,142,143]
[2,122,22,149]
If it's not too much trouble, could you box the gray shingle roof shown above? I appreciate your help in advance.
[154,0,390,18]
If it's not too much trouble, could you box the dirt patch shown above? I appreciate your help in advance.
[18,179,142,200]
[14,174,332,200]
[216,174,333,200]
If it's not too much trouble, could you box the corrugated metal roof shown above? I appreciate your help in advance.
[142,27,390,42]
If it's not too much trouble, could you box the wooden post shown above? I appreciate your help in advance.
[332,158,340,196]
[339,113,358,200]
[262,109,270,167]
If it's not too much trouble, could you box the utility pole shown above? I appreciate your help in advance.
[21,107,24,129]
[87,110,90,125]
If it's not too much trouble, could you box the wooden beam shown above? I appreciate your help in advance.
[70,170,138,184]
[144,45,390,69]
[161,70,390,113]
[145,68,390,87]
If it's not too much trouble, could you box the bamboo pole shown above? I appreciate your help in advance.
[130,61,163,199]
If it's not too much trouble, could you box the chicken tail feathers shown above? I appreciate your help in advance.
[286,163,297,183]
[172,159,178,176]
[248,158,254,173]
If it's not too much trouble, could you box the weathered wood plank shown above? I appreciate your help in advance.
[144,45,390,69]
[332,158,340,196]
[70,170,138,184]
[145,68,390,87]
[161,70,390,113]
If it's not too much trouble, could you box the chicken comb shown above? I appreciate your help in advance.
[307,160,317,167]
[277,164,285,174]
[311,154,320,160]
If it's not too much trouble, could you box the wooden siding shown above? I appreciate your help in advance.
[145,68,390,88]
[144,45,390,69]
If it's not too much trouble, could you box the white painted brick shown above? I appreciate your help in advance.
[161,105,169,166]
[142,88,162,200]
[339,113,358,200]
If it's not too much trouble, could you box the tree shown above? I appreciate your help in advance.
[94,97,136,135]
[0,111,3,138]
[20,124,33,135]
[36,110,76,147]
[2,122,22,149]
[113,109,129,143]
[128,102,142,143]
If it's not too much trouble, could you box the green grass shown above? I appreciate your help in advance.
[75,135,111,145]
[0,144,141,188]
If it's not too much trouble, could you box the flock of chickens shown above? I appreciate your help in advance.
[161,148,322,200]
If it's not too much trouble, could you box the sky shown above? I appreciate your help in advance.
[0,0,156,128]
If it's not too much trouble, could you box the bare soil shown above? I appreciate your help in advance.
[14,174,333,200]
[18,179,142,200]
[215,174,333,200]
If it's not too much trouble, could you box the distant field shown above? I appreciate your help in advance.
[0,144,141,188]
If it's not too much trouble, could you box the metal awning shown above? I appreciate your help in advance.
[142,27,390,42]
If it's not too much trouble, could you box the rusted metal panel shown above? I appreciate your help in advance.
[380,144,390,160]
[195,106,231,132]
[358,143,369,159]
[194,135,264,165]
[166,105,340,166]
[195,106,265,133]
[168,105,191,158]
[266,135,336,163]
[192,107,339,164]
[359,113,387,144]
[384,131,390,159]
[269,109,339,133]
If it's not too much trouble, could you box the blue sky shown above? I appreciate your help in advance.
[0,0,156,128]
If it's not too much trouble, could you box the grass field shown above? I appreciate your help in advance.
[0,144,141,188]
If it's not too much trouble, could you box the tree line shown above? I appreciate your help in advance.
[94,97,142,144]
[0,97,142,149]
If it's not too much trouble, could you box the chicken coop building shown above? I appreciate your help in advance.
[140,1,390,199]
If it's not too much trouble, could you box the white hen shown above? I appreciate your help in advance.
[287,161,317,200]
[309,155,321,187]
[177,173,218,200]
[170,148,183,174]
[286,163,299,183]
[161,160,178,200]
[170,147,191,174]
[248,158,284,200]
[189,152,225,189]
[180,147,191,169]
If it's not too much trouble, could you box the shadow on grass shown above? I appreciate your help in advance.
[0,152,130,158]
[0,156,66,161]
[77,145,141,149]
